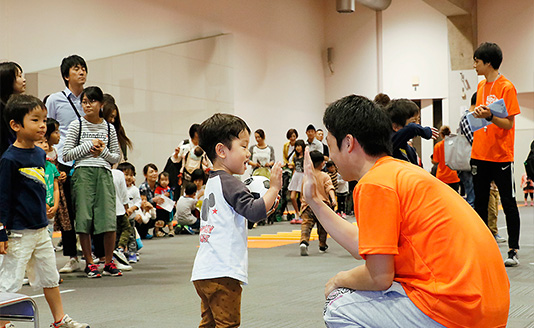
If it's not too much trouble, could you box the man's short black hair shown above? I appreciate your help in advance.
[473,42,502,70]
[323,94,392,157]
[385,99,419,128]
[117,162,136,175]
[310,150,325,168]
[189,123,200,139]
[306,124,316,132]
[199,113,250,163]
[184,182,197,196]
[4,94,45,128]
[470,92,477,106]
[60,55,87,87]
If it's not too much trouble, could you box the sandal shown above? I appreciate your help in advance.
[155,231,166,237]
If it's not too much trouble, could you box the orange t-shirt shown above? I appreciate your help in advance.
[433,139,459,184]
[354,157,509,328]
[471,75,520,162]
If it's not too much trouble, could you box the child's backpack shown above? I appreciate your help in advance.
[444,134,472,171]
[525,140,534,180]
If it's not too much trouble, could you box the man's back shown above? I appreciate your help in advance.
[354,156,509,328]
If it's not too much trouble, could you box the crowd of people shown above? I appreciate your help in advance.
[0,41,528,327]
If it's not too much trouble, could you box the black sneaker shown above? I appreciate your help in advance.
[85,264,102,278]
[504,249,519,267]
[319,245,329,253]
[103,262,123,276]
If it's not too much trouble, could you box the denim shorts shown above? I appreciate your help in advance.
[0,227,60,292]
[324,282,446,328]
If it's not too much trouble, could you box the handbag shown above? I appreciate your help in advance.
[444,134,472,171]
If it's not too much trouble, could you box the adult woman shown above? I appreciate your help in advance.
[102,98,132,161]
[248,129,275,178]
[0,62,26,155]
[277,128,298,220]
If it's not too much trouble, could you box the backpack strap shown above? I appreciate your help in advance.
[61,91,82,119]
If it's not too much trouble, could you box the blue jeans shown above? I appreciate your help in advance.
[458,170,475,208]
[323,282,446,328]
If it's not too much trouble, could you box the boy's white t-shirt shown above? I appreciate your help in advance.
[126,185,142,220]
[191,170,266,285]
[112,169,129,216]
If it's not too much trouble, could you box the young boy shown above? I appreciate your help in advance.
[174,183,200,234]
[299,151,336,256]
[117,162,142,262]
[385,99,439,166]
[191,113,282,327]
[35,137,60,225]
[0,94,89,328]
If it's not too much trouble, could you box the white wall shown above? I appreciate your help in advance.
[0,0,327,169]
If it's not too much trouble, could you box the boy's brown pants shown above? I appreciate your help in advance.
[300,207,328,248]
[193,277,242,328]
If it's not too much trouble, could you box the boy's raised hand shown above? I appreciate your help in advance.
[302,148,319,204]
[269,161,283,192]
[431,127,439,140]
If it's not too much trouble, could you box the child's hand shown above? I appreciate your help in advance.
[58,171,67,183]
[164,192,170,197]
[269,162,283,192]
[152,196,164,205]
[0,241,7,254]
[302,148,320,204]
[47,206,58,219]
[431,127,439,140]
[134,214,143,223]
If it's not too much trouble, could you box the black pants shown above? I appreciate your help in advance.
[57,163,78,257]
[471,159,521,249]
[336,192,348,214]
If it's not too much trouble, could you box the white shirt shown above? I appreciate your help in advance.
[112,170,128,216]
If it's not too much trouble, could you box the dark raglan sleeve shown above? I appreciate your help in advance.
[219,172,267,222]
[0,156,15,229]
[393,123,433,148]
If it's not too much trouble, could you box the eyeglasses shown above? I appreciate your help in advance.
[81,99,98,106]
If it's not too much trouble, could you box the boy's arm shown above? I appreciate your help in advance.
[47,178,60,219]
[302,148,361,260]
[0,158,14,248]
[328,189,337,209]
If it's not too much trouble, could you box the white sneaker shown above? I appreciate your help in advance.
[58,258,81,273]
[113,248,129,266]
[504,250,520,267]
[300,243,308,256]
[494,234,506,243]
[114,260,132,271]
[5,323,15,327]
[50,314,89,328]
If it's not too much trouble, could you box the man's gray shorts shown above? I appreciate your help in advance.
[324,282,446,328]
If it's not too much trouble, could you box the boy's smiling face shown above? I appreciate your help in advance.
[216,129,251,175]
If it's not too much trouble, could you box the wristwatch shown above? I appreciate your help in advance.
[485,113,494,122]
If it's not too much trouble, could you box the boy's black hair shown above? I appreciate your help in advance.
[323,94,392,157]
[306,124,316,132]
[0,62,23,104]
[255,129,265,140]
[143,163,158,175]
[198,113,251,162]
[385,99,419,128]
[189,123,200,139]
[193,146,204,157]
[60,55,87,87]
[470,92,477,106]
[158,172,170,181]
[191,168,205,183]
[286,128,298,139]
[117,162,136,175]
[80,86,104,103]
[473,42,502,70]
[4,94,45,128]
[294,139,306,155]
[373,93,391,108]
[325,160,336,168]
[184,182,197,196]
[310,150,325,168]
[45,117,59,139]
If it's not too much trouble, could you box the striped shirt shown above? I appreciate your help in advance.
[63,117,120,170]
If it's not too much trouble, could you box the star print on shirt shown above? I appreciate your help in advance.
[212,208,218,214]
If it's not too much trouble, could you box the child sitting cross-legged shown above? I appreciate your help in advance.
[299,150,337,256]
[174,183,200,234]
[0,94,89,328]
